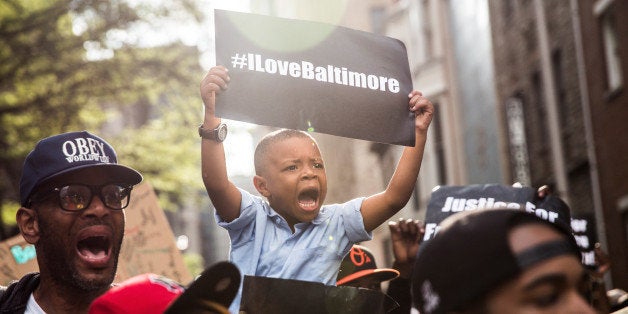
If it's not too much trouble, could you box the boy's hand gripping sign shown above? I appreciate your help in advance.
[215,9,415,146]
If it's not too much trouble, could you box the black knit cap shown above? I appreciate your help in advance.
[411,208,580,314]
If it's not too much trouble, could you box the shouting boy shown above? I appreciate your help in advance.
[199,65,433,311]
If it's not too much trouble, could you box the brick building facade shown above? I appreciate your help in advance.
[489,0,627,289]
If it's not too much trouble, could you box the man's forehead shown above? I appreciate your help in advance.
[508,222,564,253]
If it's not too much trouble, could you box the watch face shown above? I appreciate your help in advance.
[217,124,228,141]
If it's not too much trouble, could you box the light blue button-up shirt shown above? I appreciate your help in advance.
[217,188,372,313]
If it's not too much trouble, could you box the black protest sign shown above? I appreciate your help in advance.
[240,275,398,313]
[423,184,572,241]
[215,9,415,146]
[570,214,598,269]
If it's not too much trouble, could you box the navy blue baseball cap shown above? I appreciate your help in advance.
[20,131,143,207]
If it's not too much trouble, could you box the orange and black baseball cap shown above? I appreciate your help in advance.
[336,245,399,286]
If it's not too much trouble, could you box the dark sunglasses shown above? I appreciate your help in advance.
[30,183,133,211]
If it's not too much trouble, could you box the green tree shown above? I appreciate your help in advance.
[0,0,206,239]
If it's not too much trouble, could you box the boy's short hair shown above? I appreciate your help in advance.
[254,129,318,175]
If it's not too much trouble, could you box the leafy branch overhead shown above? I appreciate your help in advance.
[0,0,207,238]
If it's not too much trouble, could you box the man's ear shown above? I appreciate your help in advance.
[16,207,40,244]
[253,175,271,197]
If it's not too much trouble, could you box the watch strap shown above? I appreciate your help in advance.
[198,123,227,142]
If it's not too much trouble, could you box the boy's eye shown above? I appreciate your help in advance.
[285,165,297,171]
[314,162,324,169]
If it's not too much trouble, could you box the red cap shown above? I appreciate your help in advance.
[89,273,184,314]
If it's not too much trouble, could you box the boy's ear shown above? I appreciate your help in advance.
[16,207,40,244]
[253,175,271,197]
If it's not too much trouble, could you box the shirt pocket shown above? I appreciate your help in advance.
[290,244,343,284]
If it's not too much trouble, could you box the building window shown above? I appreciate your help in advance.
[502,0,514,22]
[601,11,623,94]
[618,194,628,248]
[552,50,566,108]
[420,0,434,60]
[505,96,531,186]
[552,49,572,158]
[530,71,552,184]
[431,102,446,185]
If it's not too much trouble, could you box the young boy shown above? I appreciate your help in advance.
[199,65,433,311]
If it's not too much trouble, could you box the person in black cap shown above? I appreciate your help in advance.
[336,245,400,291]
[165,261,241,314]
[337,219,424,314]
[86,261,241,314]
[386,218,424,314]
[0,131,142,314]
[412,208,596,314]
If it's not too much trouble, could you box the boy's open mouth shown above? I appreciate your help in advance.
[298,188,319,211]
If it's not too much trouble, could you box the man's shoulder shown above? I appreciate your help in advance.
[0,273,40,306]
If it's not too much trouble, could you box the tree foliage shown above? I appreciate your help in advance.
[0,0,207,239]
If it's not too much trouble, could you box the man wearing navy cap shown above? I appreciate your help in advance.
[0,131,142,314]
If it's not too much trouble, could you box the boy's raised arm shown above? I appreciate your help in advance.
[360,91,434,232]
[200,66,242,222]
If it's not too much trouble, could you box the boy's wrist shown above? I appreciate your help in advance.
[201,113,222,137]
[199,122,227,142]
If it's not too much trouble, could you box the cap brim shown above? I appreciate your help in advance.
[165,261,240,314]
[336,268,400,286]
[40,163,142,187]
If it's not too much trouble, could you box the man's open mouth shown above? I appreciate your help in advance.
[76,227,112,267]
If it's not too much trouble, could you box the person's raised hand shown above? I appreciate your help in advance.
[593,242,611,278]
[200,65,230,117]
[408,91,434,134]
[389,218,424,278]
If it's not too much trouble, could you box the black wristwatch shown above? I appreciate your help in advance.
[198,123,228,142]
